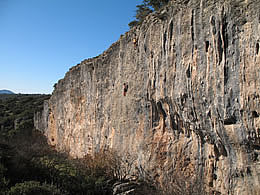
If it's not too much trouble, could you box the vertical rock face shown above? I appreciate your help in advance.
[35,0,260,194]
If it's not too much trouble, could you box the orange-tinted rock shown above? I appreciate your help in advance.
[35,1,260,194]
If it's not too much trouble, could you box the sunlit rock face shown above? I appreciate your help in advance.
[35,0,260,194]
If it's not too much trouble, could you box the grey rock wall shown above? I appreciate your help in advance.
[35,0,260,194]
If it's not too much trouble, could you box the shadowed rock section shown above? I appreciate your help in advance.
[35,0,260,194]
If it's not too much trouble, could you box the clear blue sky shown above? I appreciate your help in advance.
[0,0,142,94]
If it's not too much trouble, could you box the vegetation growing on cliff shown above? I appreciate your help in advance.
[129,0,170,28]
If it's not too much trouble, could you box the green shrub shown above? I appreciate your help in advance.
[0,163,9,194]
[7,181,63,195]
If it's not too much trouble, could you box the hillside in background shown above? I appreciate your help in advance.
[0,90,15,94]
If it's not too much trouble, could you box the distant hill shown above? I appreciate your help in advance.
[0,89,15,94]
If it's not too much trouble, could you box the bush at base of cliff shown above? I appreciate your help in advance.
[78,150,137,182]
[7,181,63,195]
[0,163,9,195]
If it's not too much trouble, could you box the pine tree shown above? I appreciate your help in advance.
[135,4,153,22]
[144,0,169,11]
[128,0,170,28]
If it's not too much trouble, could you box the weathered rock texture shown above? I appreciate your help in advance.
[35,0,260,194]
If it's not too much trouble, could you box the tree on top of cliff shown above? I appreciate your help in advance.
[144,0,169,10]
[129,0,170,28]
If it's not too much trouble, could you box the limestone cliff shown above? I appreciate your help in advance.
[35,0,260,194]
